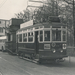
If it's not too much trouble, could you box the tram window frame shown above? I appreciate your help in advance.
[28,32,34,42]
[19,34,22,42]
[44,30,50,41]
[52,30,61,41]
[23,33,27,42]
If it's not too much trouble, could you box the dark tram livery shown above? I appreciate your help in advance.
[16,17,67,63]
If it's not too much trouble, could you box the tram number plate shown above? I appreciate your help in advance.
[44,44,50,49]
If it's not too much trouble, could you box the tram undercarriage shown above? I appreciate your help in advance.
[17,51,67,63]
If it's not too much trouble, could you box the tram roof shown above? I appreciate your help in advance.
[18,22,67,31]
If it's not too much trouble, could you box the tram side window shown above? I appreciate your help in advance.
[40,31,43,41]
[63,31,66,41]
[44,31,50,41]
[52,30,61,41]
[28,32,33,42]
[19,34,22,42]
[23,33,27,42]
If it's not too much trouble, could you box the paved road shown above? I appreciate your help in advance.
[0,52,75,75]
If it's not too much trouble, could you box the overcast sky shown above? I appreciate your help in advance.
[0,0,65,20]
[0,0,28,20]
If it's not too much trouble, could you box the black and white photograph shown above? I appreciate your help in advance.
[0,0,75,75]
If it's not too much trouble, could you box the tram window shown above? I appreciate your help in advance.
[19,34,22,42]
[44,31,50,41]
[63,31,66,41]
[23,33,27,42]
[28,32,33,42]
[40,31,43,41]
[52,30,61,41]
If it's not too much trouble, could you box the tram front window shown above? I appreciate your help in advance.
[44,31,50,41]
[52,30,61,41]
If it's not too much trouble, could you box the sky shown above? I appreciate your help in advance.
[0,0,28,20]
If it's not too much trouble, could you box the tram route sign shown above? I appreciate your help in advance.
[44,44,50,49]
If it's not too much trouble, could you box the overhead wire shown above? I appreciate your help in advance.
[0,0,8,9]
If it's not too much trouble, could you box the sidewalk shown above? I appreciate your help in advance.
[65,56,75,63]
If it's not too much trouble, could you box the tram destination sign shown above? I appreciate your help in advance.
[44,44,50,49]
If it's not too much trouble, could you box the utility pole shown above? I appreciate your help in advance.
[73,0,75,47]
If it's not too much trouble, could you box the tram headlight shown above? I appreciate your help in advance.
[60,50,63,53]
[52,49,56,53]
[63,44,66,49]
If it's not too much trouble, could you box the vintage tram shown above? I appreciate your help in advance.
[16,17,67,63]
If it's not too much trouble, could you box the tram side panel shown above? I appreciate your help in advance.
[17,43,36,58]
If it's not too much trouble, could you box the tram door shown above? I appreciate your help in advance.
[35,31,39,54]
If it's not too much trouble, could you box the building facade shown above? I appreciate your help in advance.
[0,19,9,36]
[0,19,9,51]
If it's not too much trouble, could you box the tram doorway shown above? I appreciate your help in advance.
[35,31,39,54]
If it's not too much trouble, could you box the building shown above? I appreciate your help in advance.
[0,19,9,36]
[0,19,10,51]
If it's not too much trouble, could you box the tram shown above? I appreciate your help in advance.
[16,16,67,63]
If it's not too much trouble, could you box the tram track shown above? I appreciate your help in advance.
[0,56,51,75]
